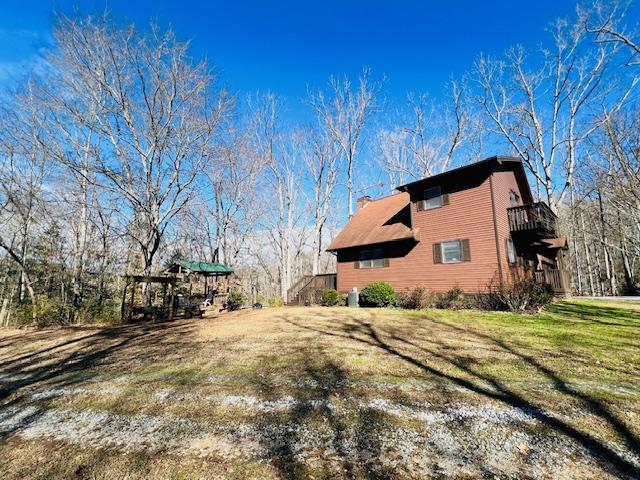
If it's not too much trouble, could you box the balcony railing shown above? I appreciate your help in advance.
[507,202,557,234]
[534,269,570,295]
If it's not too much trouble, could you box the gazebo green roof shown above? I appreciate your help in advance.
[171,259,234,275]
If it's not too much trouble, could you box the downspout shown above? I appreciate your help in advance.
[488,174,504,287]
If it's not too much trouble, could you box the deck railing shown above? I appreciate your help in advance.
[534,269,570,294]
[287,274,337,305]
[507,202,557,234]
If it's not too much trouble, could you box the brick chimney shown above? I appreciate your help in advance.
[356,195,372,210]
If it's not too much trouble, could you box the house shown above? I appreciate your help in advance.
[326,156,570,296]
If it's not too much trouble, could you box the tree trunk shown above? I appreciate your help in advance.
[593,244,604,296]
[0,298,8,327]
[347,158,354,219]
[18,226,29,302]
[0,238,38,322]
[618,210,635,293]
[71,168,89,310]
[598,190,617,295]
[570,187,583,294]
[580,211,595,296]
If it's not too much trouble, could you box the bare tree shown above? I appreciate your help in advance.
[377,80,479,186]
[302,127,340,275]
[47,15,229,289]
[473,4,637,211]
[587,1,640,64]
[252,94,307,302]
[309,68,381,218]
[0,87,52,321]
[375,126,411,189]
[200,116,266,266]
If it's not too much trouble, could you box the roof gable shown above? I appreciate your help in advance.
[396,156,533,204]
[327,192,419,251]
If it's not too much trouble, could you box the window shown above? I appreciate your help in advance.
[509,190,520,207]
[441,240,462,263]
[358,249,387,269]
[506,238,517,264]
[423,186,443,209]
[433,239,471,264]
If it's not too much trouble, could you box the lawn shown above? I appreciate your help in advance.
[0,300,638,479]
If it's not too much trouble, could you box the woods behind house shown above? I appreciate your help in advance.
[1,2,640,326]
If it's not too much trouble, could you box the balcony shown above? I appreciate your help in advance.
[507,202,557,236]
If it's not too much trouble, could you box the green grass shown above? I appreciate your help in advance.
[405,300,639,383]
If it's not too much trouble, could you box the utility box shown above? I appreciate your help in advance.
[348,287,359,307]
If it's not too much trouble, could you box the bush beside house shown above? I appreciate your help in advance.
[321,289,340,306]
[397,286,437,310]
[357,279,553,312]
[492,278,554,311]
[359,281,396,307]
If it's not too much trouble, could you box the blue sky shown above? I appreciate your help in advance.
[1,0,584,117]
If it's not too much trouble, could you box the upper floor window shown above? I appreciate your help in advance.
[509,190,521,207]
[358,249,387,269]
[417,186,449,211]
[424,186,443,209]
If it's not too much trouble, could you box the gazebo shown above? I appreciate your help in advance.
[163,259,234,307]
[120,259,234,323]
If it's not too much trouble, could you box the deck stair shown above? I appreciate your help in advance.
[288,273,337,305]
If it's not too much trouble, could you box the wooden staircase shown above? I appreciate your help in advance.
[288,273,337,305]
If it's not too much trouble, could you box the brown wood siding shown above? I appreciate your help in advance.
[336,172,502,293]
[490,169,531,283]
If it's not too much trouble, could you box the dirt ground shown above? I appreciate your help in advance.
[0,302,638,479]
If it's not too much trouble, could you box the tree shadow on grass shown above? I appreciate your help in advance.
[284,313,640,479]
[0,330,116,372]
[545,301,640,327]
[0,320,197,441]
[253,345,395,479]
[411,317,640,458]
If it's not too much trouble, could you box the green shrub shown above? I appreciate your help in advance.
[397,286,436,310]
[11,303,37,327]
[256,294,267,304]
[227,291,246,311]
[269,296,284,308]
[75,301,121,325]
[322,289,339,306]
[12,298,71,327]
[437,285,466,310]
[359,281,396,307]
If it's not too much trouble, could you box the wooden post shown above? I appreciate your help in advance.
[162,283,168,320]
[120,279,129,323]
[168,283,174,321]
[123,281,135,324]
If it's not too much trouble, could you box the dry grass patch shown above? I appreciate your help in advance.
[0,301,638,479]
